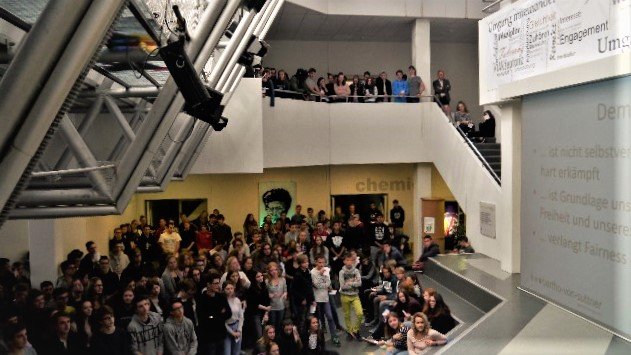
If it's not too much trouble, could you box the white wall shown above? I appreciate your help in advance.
[263,40,412,79]
[262,100,428,168]
[289,0,485,19]
[431,41,482,121]
[419,103,507,270]
[191,79,264,174]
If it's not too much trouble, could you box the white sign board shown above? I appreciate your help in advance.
[521,75,631,340]
[480,202,496,239]
[480,0,630,103]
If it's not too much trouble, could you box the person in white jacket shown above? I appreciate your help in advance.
[310,255,341,347]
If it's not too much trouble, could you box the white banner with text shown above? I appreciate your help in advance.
[521,75,631,340]
[481,0,630,99]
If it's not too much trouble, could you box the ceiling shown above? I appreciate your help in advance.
[266,2,478,43]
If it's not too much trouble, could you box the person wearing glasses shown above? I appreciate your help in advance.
[164,298,198,355]
[197,273,232,355]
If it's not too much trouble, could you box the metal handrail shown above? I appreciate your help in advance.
[308,93,435,101]
[456,125,501,185]
[431,93,501,185]
[267,88,434,102]
[482,0,503,13]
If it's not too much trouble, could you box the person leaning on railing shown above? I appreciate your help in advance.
[364,77,378,103]
[349,75,364,103]
[333,72,351,103]
[274,70,291,98]
[407,65,426,103]
[316,77,329,103]
[393,70,409,103]
[376,71,392,102]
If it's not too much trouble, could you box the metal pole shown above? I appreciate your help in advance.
[170,0,283,182]
[0,0,125,216]
[114,0,227,201]
[54,96,104,170]
[16,188,113,205]
[79,87,160,98]
[108,101,148,161]
[227,67,246,93]
[30,164,116,178]
[10,206,119,219]
[482,0,503,13]
[0,0,91,152]
[136,186,164,193]
[58,116,113,198]
[104,96,136,141]
[215,8,268,90]
[175,122,212,179]
[254,0,280,36]
[207,10,256,86]
[195,0,243,73]
[259,0,285,38]
[136,0,242,187]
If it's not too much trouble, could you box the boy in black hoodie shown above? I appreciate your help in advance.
[291,254,315,332]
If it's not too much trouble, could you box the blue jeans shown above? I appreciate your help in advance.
[224,322,241,355]
[317,302,337,335]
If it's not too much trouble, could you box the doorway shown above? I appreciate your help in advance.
[331,194,388,223]
[145,199,207,227]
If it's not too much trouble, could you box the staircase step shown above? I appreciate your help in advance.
[477,149,501,156]
[474,143,501,150]
[489,162,501,170]
[484,155,501,163]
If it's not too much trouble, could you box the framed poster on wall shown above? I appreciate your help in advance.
[259,181,296,224]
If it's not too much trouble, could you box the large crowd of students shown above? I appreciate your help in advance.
[0,200,468,355]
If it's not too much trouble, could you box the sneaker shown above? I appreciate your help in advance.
[332,336,341,347]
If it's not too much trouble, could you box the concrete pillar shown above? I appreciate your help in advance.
[413,163,432,260]
[411,19,431,96]
[28,219,63,287]
[499,100,521,273]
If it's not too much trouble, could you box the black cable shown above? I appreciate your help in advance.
[166,118,198,144]
[163,0,178,37]
[130,46,160,80]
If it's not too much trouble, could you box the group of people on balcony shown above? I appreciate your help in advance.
[256,65,496,142]
[259,66,429,103]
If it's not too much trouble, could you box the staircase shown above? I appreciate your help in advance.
[454,125,501,185]
[473,141,501,178]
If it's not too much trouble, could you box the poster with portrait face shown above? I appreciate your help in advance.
[259,181,296,225]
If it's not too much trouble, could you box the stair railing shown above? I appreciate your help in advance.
[456,126,501,185]
[432,94,501,185]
